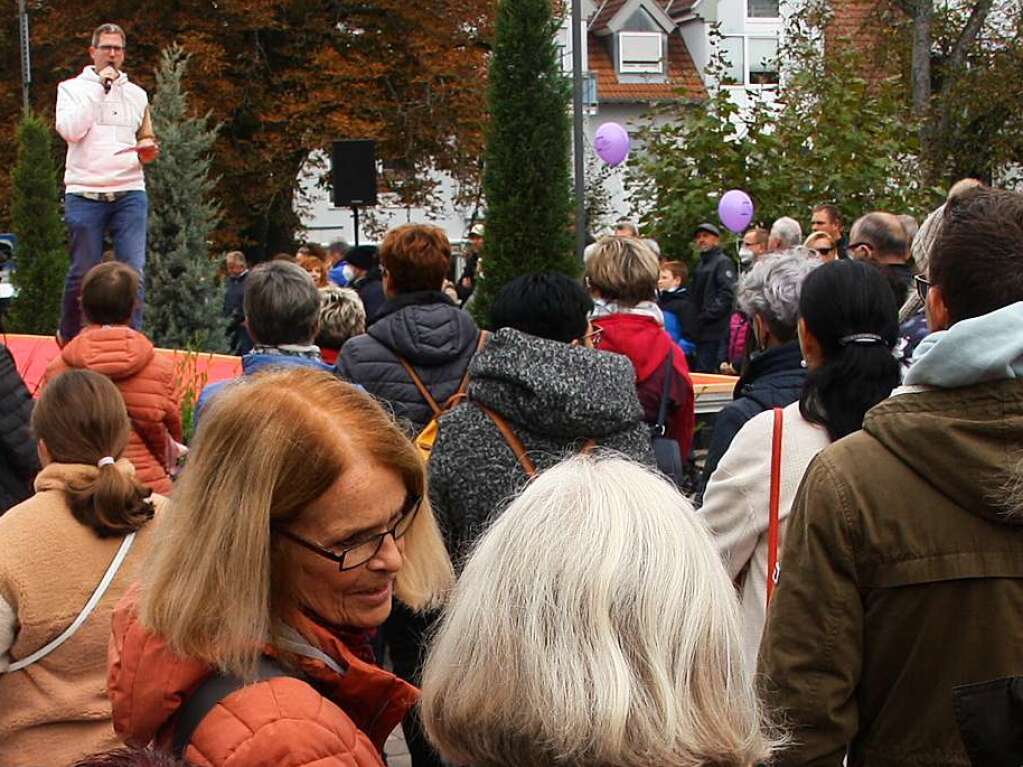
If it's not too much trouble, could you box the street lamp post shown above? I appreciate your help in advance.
[571,0,586,266]
[18,0,31,113]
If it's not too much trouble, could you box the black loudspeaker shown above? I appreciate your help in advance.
[331,140,378,207]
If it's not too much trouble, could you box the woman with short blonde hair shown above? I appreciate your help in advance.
[421,455,780,767]
[585,236,696,465]
[804,231,837,261]
[109,367,453,766]
[585,235,659,305]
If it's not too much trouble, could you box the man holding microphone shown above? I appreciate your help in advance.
[55,23,159,344]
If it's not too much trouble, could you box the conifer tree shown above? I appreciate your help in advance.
[144,44,227,352]
[6,113,68,334]
[472,0,576,324]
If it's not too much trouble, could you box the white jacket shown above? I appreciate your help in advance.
[700,400,831,674]
[55,67,150,193]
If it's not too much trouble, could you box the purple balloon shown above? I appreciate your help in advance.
[718,190,755,234]
[594,123,630,166]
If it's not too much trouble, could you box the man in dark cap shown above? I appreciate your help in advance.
[346,244,386,325]
[690,223,737,373]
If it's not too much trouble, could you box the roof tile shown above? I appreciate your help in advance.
[588,32,706,103]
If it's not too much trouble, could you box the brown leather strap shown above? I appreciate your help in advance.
[395,357,443,417]
[397,330,491,418]
[480,406,597,479]
[480,406,536,477]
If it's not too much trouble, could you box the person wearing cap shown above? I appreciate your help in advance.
[613,218,639,238]
[346,245,386,325]
[690,223,737,373]
[457,223,484,304]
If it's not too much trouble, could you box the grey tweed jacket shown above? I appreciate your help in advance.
[428,328,655,569]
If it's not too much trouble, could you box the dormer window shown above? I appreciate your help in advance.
[619,32,664,74]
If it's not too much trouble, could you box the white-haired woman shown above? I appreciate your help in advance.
[698,250,820,501]
[421,455,780,767]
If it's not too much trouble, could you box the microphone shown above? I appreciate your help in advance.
[100,67,118,94]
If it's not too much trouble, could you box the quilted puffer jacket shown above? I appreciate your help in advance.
[42,326,181,494]
[109,591,418,767]
[0,344,38,513]
[336,291,480,435]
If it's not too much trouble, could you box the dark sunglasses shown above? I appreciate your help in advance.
[275,494,422,572]
[914,274,930,303]
[813,246,834,256]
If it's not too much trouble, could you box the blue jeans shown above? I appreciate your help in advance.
[60,191,148,341]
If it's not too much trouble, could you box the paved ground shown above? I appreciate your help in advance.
[385,727,411,767]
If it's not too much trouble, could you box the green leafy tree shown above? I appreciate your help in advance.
[144,45,227,352]
[628,6,939,264]
[473,0,576,323]
[6,112,68,334]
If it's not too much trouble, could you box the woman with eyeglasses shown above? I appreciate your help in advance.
[804,231,838,262]
[108,368,453,767]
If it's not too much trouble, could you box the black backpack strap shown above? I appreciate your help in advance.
[654,352,675,436]
[172,656,298,757]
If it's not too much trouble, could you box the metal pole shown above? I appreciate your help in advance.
[18,0,30,113]
[571,0,586,266]
[352,206,360,246]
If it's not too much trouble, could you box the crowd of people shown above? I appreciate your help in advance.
[2,85,1023,767]
[3,18,1021,767]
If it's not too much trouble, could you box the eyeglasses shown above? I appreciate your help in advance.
[914,274,930,303]
[813,246,834,256]
[96,45,125,53]
[275,494,422,571]
[583,325,604,346]
[848,241,874,259]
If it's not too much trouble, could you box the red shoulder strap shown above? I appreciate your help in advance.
[766,407,784,608]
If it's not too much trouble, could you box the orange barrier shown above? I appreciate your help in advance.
[6,332,737,410]
[5,333,242,397]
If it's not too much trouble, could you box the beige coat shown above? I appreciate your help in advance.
[701,401,831,674]
[0,462,159,766]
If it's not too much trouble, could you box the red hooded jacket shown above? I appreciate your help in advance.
[593,313,695,457]
[108,590,418,767]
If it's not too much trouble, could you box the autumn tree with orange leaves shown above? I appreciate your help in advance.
[0,1,491,259]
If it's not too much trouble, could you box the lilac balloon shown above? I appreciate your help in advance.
[594,123,630,166]
[718,189,755,234]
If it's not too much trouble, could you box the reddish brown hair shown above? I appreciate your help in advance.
[33,370,154,538]
[661,261,688,283]
[380,224,451,293]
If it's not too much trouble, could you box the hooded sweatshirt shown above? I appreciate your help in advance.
[758,301,1023,766]
[593,312,696,458]
[903,301,1023,389]
[55,66,150,193]
[42,326,181,494]
[428,328,655,568]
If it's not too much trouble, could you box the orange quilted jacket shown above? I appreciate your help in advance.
[43,325,181,494]
[108,591,418,767]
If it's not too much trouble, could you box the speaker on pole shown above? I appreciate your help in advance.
[331,140,378,207]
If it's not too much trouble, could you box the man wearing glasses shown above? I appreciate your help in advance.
[55,23,159,346]
[847,211,914,305]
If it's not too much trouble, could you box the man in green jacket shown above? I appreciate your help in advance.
[759,186,1023,766]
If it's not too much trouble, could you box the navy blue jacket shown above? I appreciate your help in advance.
[697,341,805,502]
